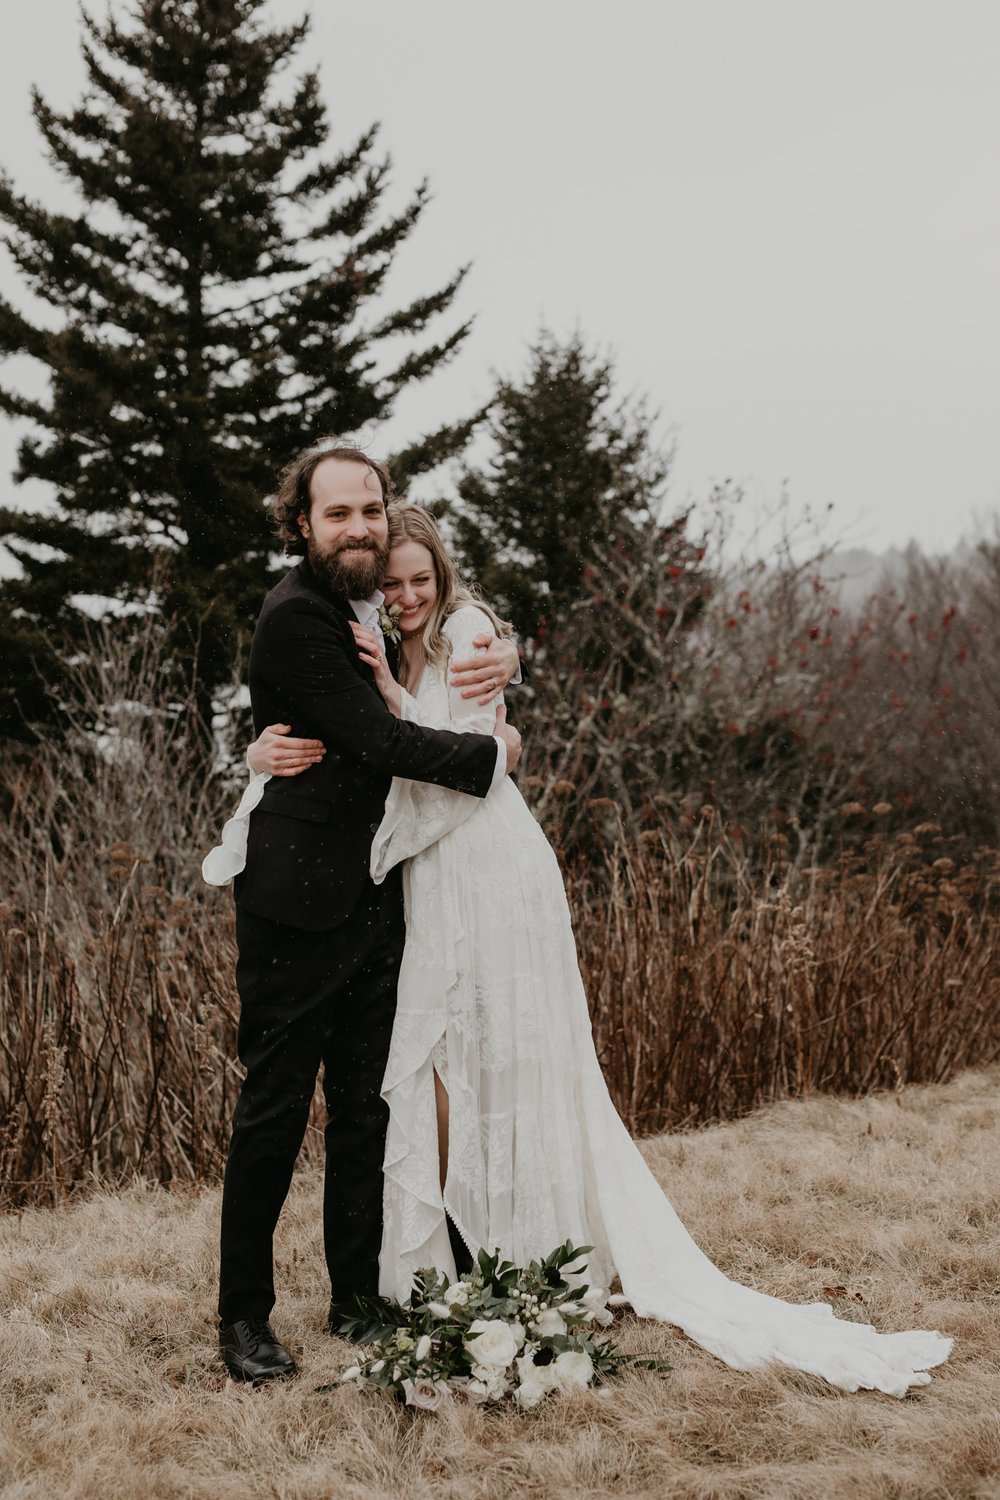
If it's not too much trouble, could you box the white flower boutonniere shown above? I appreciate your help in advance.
[377,602,402,644]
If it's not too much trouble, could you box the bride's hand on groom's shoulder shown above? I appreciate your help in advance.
[247,724,326,778]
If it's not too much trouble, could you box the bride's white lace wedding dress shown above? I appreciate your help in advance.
[371,605,951,1397]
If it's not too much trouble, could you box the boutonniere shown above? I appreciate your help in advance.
[377,602,402,644]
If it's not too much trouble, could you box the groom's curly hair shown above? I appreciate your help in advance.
[270,440,395,556]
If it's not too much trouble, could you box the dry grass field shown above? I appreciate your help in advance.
[3,1069,999,1500]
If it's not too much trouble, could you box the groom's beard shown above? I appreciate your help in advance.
[307,535,388,600]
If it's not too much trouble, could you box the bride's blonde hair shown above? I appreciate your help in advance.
[386,505,512,686]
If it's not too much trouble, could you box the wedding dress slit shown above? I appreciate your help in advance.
[433,1071,450,1191]
[371,606,951,1397]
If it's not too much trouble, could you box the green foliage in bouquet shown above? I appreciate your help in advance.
[329,1241,670,1411]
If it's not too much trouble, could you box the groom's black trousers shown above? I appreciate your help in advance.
[218,874,405,1325]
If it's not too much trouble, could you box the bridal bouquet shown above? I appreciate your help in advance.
[334,1241,668,1410]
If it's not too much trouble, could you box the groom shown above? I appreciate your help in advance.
[218,441,522,1383]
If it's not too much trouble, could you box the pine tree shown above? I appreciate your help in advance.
[451,331,676,646]
[450,330,713,850]
[0,0,477,737]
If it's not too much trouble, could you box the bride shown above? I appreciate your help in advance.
[242,503,951,1398]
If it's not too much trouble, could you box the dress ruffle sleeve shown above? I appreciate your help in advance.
[201,770,272,886]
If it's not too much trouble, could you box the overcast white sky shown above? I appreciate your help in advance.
[0,0,997,558]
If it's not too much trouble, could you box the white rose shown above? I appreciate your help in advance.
[552,1349,594,1394]
[465,1378,491,1404]
[444,1282,471,1307]
[415,1334,432,1362]
[514,1377,547,1409]
[464,1318,521,1369]
[402,1377,451,1411]
[516,1352,559,1398]
[428,1301,452,1320]
[533,1307,567,1337]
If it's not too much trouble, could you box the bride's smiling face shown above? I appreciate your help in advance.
[382,541,438,637]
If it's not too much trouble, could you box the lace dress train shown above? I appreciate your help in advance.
[372,606,951,1397]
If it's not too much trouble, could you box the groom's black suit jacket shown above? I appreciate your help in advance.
[235,557,497,932]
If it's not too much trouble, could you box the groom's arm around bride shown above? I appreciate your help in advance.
[235,551,516,932]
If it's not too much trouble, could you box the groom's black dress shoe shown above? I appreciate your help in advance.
[329,1298,366,1340]
[219,1318,297,1383]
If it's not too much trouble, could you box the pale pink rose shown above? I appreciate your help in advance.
[402,1377,451,1411]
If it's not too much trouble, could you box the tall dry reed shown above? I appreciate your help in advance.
[4,612,1000,1206]
[0,619,249,1207]
[4,765,1000,1206]
[568,805,1000,1133]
